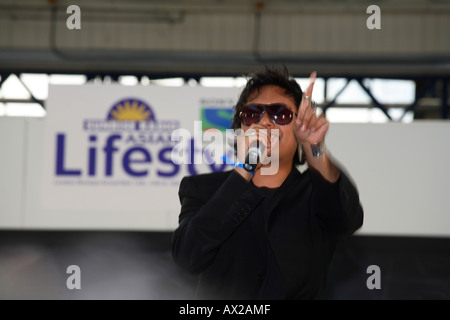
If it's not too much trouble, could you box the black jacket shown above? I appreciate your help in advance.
[172,166,364,299]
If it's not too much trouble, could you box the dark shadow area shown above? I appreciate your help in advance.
[0,231,449,300]
[323,235,450,300]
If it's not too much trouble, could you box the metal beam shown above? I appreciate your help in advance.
[322,78,351,114]
[356,78,392,121]
[400,78,437,121]
[16,73,45,109]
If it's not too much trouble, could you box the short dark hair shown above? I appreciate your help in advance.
[231,64,303,130]
[231,64,305,165]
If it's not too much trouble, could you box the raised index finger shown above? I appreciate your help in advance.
[305,71,317,98]
[297,71,317,123]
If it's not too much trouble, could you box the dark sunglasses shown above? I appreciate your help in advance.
[239,103,296,126]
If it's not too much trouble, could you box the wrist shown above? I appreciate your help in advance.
[310,141,326,157]
[223,155,255,181]
[234,166,254,181]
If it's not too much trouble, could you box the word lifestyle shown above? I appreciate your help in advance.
[54,123,280,179]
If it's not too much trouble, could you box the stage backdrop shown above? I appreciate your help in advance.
[41,84,239,227]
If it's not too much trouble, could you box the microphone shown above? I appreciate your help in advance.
[244,140,265,172]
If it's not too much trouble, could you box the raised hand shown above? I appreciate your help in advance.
[294,71,330,145]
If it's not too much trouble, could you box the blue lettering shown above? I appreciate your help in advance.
[56,133,229,178]
[124,135,137,144]
[187,139,198,175]
[157,147,180,177]
[122,146,151,177]
[88,135,97,176]
[56,133,82,176]
[104,134,121,176]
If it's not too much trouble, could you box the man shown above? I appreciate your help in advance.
[172,65,363,299]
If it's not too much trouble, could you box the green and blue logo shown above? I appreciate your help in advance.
[201,108,233,132]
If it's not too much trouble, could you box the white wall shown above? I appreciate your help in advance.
[327,122,450,237]
[0,117,26,227]
[1,117,449,237]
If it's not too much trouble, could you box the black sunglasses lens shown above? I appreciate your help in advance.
[266,104,293,125]
[240,105,263,126]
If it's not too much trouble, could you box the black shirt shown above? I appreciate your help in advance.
[251,185,285,299]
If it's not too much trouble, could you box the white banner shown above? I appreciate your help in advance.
[43,84,240,217]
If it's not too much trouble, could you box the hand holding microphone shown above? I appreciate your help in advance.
[231,128,273,180]
[244,140,266,173]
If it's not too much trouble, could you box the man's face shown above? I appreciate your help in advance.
[240,85,298,168]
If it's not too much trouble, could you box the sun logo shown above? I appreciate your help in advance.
[107,98,156,122]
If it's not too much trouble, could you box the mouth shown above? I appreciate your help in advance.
[244,127,281,152]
